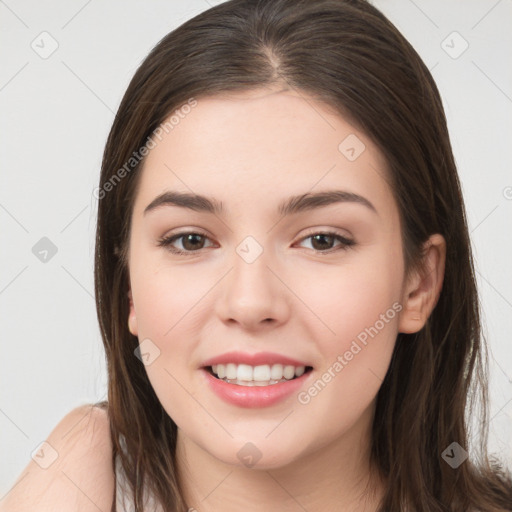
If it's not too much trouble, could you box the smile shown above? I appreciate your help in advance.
[201,365,314,408]
[208,363,312,386]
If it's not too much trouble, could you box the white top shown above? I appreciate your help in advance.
[115,436,164,512]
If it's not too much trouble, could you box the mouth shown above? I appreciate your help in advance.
[203,364,314,387]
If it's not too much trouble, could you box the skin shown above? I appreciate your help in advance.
[126,87,446,511]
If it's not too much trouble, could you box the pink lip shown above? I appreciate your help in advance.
[200,367,313,408]
[200,351,311,368]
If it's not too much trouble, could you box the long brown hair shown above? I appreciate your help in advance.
[93,0,512,510]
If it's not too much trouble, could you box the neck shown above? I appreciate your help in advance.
[175,403,386,511]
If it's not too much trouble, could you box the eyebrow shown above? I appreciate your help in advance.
[143,189,377,217]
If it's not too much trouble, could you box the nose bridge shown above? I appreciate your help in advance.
[215,233,289,327]
[231,233,276,303]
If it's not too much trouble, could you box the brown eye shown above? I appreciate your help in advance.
[157,232,213,254]
[179,234,207,251]
[298,232,355,253]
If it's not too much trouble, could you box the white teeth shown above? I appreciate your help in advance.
[209,363,307,382]
[283,365,295,380]
[253,365,270,381]
[237,364,253,381]
[226,363,237,380]
[295,366,305,377]
[270,364,283,380]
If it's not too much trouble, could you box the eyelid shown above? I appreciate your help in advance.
[297,227,353,242]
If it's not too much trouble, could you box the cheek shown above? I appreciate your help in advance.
[130,251,212,339]
[305,242,403,345]
[293,245,403,418]
[129,266,201,426]
[128,250,217,419]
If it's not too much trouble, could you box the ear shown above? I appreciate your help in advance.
[398,234,446,334]
[127,289,138,336]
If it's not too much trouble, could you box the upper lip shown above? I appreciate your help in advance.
[201,351,312,368]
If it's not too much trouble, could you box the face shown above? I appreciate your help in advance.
[126,87,410,470]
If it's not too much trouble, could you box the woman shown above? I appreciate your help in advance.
[3,0,511,510]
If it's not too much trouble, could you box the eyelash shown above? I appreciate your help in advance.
[156,230,355,256]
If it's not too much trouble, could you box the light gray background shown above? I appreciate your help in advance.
[1,0,511,497]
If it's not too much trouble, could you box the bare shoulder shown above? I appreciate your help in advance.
[0,403,115,512]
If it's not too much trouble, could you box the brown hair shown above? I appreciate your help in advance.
[93,0,512,510]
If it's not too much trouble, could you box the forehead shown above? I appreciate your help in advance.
[133,88,395,220]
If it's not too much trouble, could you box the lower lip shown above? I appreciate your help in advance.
[201,368,313,408]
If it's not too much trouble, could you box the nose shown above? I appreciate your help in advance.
[214,243,291,331]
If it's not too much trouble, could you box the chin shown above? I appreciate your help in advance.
[203,435,308,471]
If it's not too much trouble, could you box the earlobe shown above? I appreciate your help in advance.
[127,289,138,336]
[398,234,446,334]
